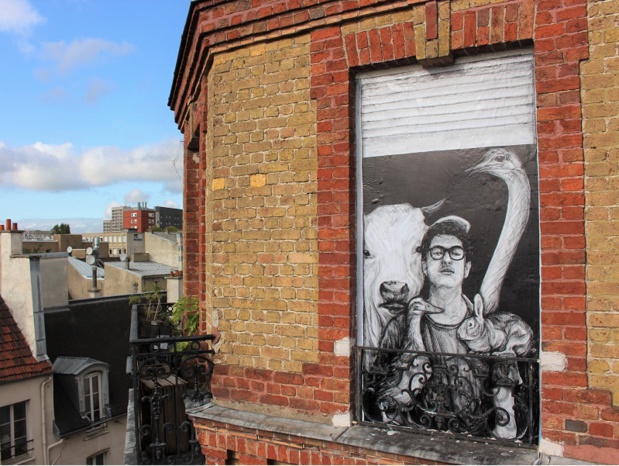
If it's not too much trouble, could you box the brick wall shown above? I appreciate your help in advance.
[172,0,619,463]
[195,421,443,465]
[579,0,619,461]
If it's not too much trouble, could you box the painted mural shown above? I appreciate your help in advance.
[360,145,540,442]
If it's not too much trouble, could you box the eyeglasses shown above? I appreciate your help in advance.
[428,246,465,261]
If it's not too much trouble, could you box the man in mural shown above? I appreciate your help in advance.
[376,217,483,423]
[380,215,526,438]
[417,217,474,355]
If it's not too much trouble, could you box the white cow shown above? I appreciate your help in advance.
[363,202,442,369]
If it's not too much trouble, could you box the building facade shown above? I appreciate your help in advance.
[170,0,618,464]
[103,206,127,232]
[123,203,157,233]
[156,206,183,230]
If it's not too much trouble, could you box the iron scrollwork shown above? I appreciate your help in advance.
[130,305,216,465]
[358,346,539,447]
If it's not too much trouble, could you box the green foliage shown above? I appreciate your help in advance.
[165,226,179,233]
[145,282,164,320]
[50,223,71,234]
[130,282,165,321]
[170,295,200,352]
[171,295,200,336]
[128,294,144,305]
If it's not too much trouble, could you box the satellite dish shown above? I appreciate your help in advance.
[86,247,93,255]
[86,255,96,265]
[120,253,127,262]
[66,246,73,254]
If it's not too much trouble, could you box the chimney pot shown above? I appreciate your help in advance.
[12,223,18,231]
[6,219,11,230]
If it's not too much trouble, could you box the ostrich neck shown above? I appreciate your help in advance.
[480,169,530,315]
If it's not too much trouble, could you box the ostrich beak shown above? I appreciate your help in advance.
[465,161,490,175]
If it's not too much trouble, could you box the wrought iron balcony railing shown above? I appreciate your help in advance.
[356,346,539,447]
[129,304,216,465]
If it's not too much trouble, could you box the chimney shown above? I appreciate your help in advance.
[1,219,23,255]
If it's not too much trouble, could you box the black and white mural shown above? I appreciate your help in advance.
[357,52,539,442]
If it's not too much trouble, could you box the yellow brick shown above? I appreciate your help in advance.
[250,173,266,187]
[212,178,225,191]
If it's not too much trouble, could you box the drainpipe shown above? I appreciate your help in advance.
[41,376,64,465]
[40,376,51,464]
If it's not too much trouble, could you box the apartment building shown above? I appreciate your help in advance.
[168,0,619,464]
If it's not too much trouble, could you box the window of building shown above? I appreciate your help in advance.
[84,372,103,422]
[86,451,106,465]
[0,401,28,461]
[355,50,539,445]
[148,212,155,217]
[131,213,137,217]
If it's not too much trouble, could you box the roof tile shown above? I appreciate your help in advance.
[0,295,52,383]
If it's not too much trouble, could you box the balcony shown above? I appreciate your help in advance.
[127,304,216,465]
[356,346,539,447]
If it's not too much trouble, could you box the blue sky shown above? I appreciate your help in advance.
[0,0,190,232]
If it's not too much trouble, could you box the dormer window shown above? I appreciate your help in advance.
[53,357,111,427]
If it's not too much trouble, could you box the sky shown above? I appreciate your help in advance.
[0,0,190,232]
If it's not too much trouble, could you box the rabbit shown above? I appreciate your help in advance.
[457,294,534,357]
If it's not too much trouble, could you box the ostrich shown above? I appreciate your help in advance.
[466,148,531,315]
[465,148,532,439]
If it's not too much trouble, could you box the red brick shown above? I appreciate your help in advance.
[425,1,438,40]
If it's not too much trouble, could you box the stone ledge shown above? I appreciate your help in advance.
[187,403,347,443]
[187,403,559,465]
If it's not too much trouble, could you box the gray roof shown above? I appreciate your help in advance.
[69,256,105,279]
[52,356,108,375]
[105,260,177,278]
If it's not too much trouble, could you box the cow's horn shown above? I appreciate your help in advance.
[421,198,445,215]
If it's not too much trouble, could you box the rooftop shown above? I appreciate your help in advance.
[0,295,52,384]
[106,260,177,277]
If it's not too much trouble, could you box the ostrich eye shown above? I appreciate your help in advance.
[494,154,506,162]
[468,321,474,328]
[363,249,371,258]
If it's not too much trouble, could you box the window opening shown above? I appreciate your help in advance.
[355,51,540,446]
[0,402,28,460]
[86,451,106,465]
[84,373,103,422]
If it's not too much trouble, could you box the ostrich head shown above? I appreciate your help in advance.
[466,148,523,178]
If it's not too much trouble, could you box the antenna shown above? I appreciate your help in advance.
[86,247,93,255]
[86,255,96,265]
[66,246,73,255]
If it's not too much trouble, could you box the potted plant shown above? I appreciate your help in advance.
[170,295,200,351]
[131,282,168,338]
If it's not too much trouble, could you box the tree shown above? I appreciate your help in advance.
[51,223,71,234]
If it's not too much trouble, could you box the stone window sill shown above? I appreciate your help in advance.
[187,403,555,465]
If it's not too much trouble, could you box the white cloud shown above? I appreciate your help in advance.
[39,38,135,75]
[103,202,122,220]
[0,0,44,36]
[160,199,180,209]
[124,189,150,205]
[0,139,184,193]
[85,78,112,105]
[18,217,103,234]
